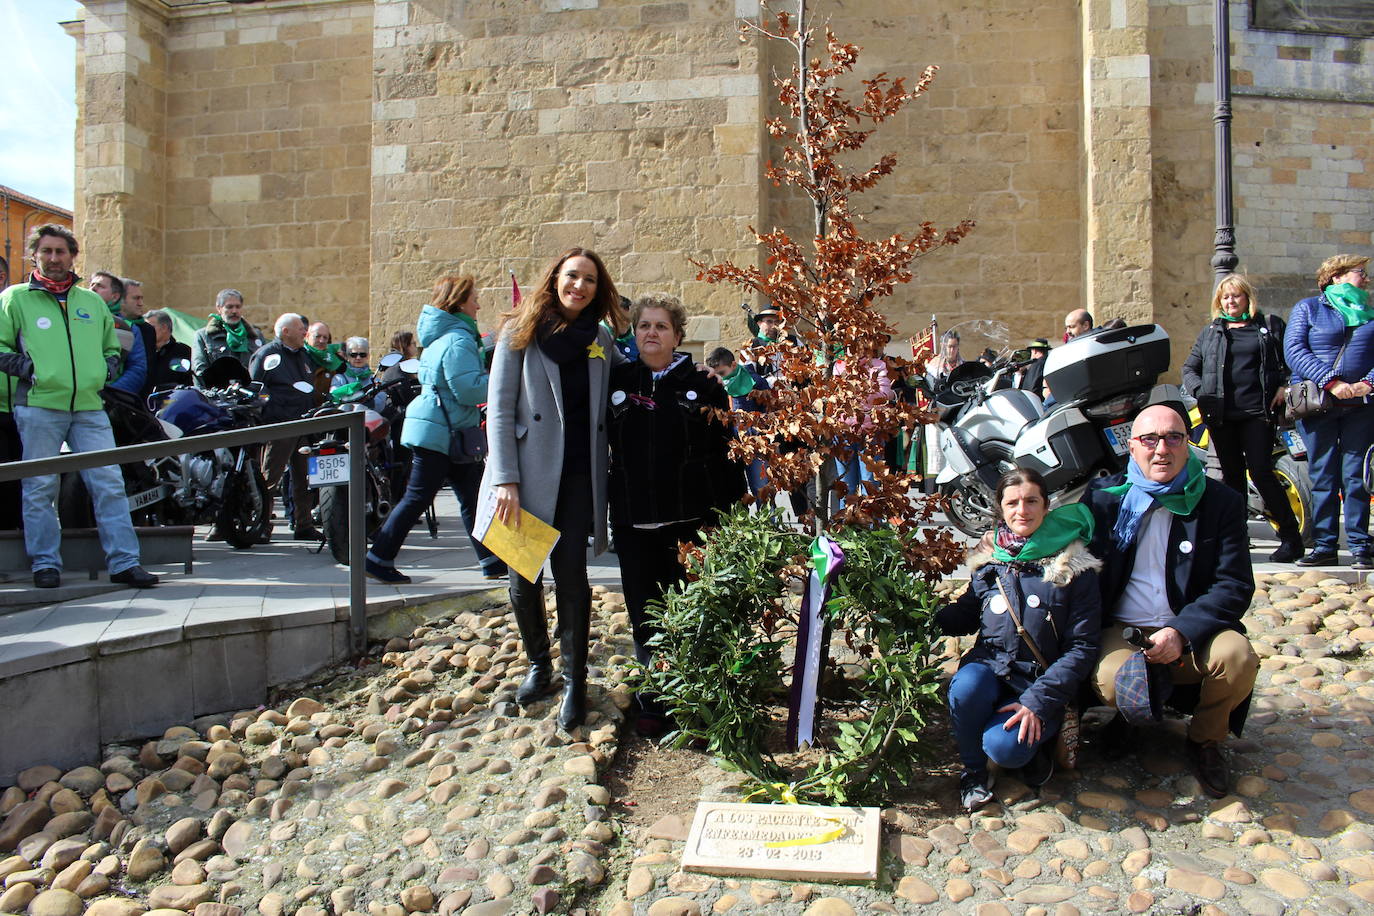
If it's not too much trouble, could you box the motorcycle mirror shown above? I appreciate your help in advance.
[293,381,315,394]
[1010,348,1031,363]
[172,358,192,373]
[378,352,402,369]
[398,357,420,374]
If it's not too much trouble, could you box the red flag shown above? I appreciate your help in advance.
[511,271,521,308]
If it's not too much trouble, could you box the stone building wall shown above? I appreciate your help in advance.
[761,0,1087,347]
[64,0,1372,365]
[367,0,764,350]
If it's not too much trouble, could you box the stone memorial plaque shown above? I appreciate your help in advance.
[681,801,881,882]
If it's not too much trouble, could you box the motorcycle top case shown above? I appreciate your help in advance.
[1043,324,1170,404]
[159,387,234,435]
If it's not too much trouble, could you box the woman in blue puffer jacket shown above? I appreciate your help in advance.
[365,275,507,583]
[1284,253,1374,569]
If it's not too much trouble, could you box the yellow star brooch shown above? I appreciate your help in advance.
[587,342,606,360]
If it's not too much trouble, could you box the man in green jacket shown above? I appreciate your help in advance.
[0,224,157,589]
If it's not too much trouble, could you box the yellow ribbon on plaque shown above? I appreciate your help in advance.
[741,783,852,848]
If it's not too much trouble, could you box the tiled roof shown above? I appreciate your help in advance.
[0,186,73,219]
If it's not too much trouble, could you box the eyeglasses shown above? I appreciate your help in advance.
[1133,432,1187,449]
[348,352,368,358]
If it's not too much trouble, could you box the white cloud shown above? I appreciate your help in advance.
[0,0,81,210]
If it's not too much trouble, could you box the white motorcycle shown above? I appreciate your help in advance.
[933,323,1182,537]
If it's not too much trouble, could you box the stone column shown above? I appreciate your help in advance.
[68,0,168,286]
[1080,0,1156,327]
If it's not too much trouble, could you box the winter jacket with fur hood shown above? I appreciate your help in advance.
[936,539,1103,726]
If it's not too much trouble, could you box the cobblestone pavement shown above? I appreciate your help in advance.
[1,571,1372,916]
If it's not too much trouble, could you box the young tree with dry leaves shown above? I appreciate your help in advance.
[693,0,974,571]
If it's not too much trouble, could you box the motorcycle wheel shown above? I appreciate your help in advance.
[218,462,268,550]
[319,484,350,565]
[1272,455,1315,548]
[942,482,998,539]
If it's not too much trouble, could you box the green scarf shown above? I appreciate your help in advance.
[454,311,480,337]
[344,365,373,381]
[1325,283,1374,327]
[105,298,123,317]
[1104,451,1207,515]
[129,316,147,327]
[306,342,343,371]
[722,362,757,398]
[221,318,249,354]
[991,502,1095,564]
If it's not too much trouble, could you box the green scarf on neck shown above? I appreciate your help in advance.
[306,342,343,371]
[1104,451,1207,515]
[105,298,123,317]
[454,310,480,338]
[991,502,1095,564]
[344,365,373,381]
[223,319,249,353]
[1325,283,1374,327]
[722,362,757,398]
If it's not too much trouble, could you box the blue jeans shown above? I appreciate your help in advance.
[368,446,504,575]
[947,661,1058,774]
[1298,406,1374,554]
[834,449,876,508]
[14,406,141,574]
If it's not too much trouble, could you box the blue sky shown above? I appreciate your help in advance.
[0,0,81,209]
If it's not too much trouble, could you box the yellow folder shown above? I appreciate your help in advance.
[476,505,560,583]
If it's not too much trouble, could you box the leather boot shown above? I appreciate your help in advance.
[511,586,556,706]
[558,677,587,731]
[557,591,592,730]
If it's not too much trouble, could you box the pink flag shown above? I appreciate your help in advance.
[511,272,521,308]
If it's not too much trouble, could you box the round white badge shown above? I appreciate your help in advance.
[1026,594,1041,608]
[35,317,51,330]
[990,595,1008,615]
[686,390,698,401]
[611,391,626,406]
[1180,540,1193,554]
[264,354,281,371]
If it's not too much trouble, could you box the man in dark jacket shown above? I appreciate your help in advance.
[250,313,319,540]
[146,310,193,392]
[1082,404,1257,798]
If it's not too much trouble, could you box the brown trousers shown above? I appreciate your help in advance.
[1092,625,1258,744]
[261,437,311,529]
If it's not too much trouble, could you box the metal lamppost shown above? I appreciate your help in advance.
[1211,0,1239,279]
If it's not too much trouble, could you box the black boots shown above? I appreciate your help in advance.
[511,580,591,730]
[517,660,554,706]
[512,591,556,707]
[557,588,592,730]
[559,678,587,731]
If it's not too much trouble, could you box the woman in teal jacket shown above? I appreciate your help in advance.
[365,275,507,583]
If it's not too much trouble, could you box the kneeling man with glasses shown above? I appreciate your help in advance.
[1081,404,1258,798]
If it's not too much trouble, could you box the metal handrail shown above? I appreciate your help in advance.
[0,412,370,655]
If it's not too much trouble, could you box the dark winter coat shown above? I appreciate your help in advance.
[606,355,747,528]
[249,340,315,423]
[193,318,265,386]
[936,540,1102,725]
[1182,313,1288,422]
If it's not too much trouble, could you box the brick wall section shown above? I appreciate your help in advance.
[367,0,764,349]
[159,1,374,337]
[762,0,1086,346]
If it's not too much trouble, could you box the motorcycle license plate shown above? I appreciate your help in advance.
[308,453,350,487]
[1105,421,1132,456]
[1280,429,1307,460]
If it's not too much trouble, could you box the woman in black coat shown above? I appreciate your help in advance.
[607,293,747,733]
[937,467,1101,811]
[1181,274,1302,562]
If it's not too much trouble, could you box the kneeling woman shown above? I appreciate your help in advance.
[936,468,1102,810]
[607,293,747,732]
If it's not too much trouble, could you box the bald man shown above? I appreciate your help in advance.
[1064,309,1093,341]
[1081,404,1257,799]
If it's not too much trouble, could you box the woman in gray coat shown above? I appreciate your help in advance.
[483,248,628,729]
